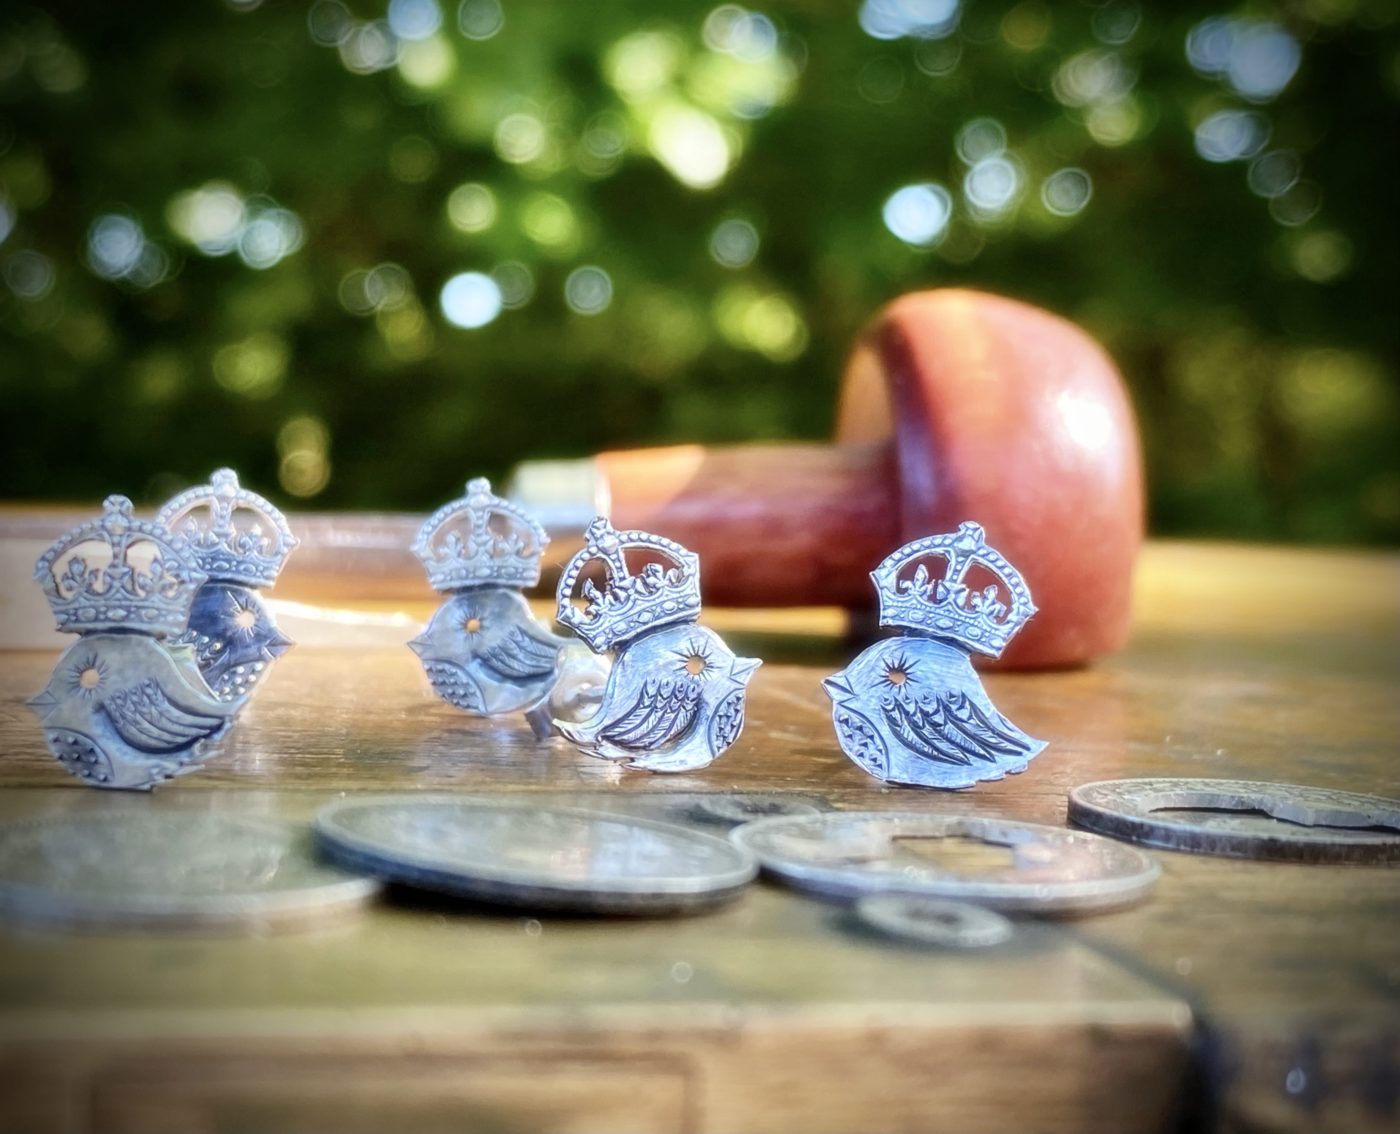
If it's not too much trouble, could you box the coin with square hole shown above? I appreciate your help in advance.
[855,895,1015,948]
[730,811,1159,914]
[1068,778,1400,863]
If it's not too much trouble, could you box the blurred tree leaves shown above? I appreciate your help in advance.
[0,0,1396,543]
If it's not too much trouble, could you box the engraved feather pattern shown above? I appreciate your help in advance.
[880,692,1034,766]
[421,658,487,713]
[102,679,229,753]
[705,688,747,755]
[478,623,563,682]
[598,676,701,750]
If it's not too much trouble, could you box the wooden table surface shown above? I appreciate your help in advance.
[0,541,1396,1134]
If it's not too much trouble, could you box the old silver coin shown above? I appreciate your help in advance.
[1069,778,1400,864]
[855,895,1015,948]
[687,793,826,827]
[0,813,379,932]
[730,811,1160,914]
[314,796,758,913]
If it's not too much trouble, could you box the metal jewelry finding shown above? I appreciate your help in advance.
[410,478,570,717]
[823,522,1046,789]
[158,468,299,703]
[28,495,242,790]
[552,517,761,773]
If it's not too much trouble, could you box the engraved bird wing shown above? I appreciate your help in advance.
[421,658,487,713]
[598,677,701,751]
[101,678,231,753]
[706,688,747,756]
[478,623,562,682]
[880,691,1036,767]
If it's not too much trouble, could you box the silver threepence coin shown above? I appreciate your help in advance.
[855,895,1015,948]
[0,813,380,932]
[314,796,758,914]
[687,792,827,827]
[731,811,1160,915]
[1069,778,1400,863]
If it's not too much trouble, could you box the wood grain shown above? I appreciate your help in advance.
[0,540,1396,1133]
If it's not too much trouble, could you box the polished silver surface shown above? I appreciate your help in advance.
[160,469,298,702]
[552,518,760,773]
[29,495,240,791]
[824,522,1046,789]
[314,796,758,913]
[688,793,826,826]
[410,478,568,718]
[731,811,1160,914]
[0,813,379,932]
[1069,778,1400,863]
[855,895,1015,948]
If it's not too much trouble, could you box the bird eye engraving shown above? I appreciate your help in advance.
[463,616,483,634]
[233,608,256,632]
[684,654,708,677]
[79,667,101,689]
[880,654,917,689]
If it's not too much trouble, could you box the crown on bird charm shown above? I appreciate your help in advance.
[29,496,242,791]
[35,495,206,638]
[823,522,1046,790]
[555,519,702,653]
[157,468,298,588]
[409,479,569,718]
[158,469,299,703]
[414,477,547,592]
[551,519,759,773]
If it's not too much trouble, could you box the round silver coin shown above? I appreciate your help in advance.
[688,793,825,827]
[730,811,1160,915]
[1069,778,1400,863]
[855,895,1015,948]
[314,796,758,914]
[0,813,380,933]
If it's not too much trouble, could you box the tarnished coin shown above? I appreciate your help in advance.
[314,796,757,914]
[687,793,826,827]
[1069,778,1400,863]
[855,895,1015,948]
[0,813,380,933]
[730,811,1160,914]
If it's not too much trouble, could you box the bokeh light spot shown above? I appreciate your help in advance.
[521,192,579,251]
[491,261,535,308]
[495,112,547,164]
[388,0,442,41]
[307,0,354,47]
[859,0,960,41]
[565,266,613,314]
[1194,109,1270,163]
[86,214,144,280]
[1040,168,1092,216]
[956,117,1006,164]
[446,182,497,233]
[710,217,760,268]
[439,271,503,328]
[964,156,1023,217]
[1247,150,1300,199]
[883,183,952,246]
[4,250,55,299]
[213,332,288,398]
[647,104,732,189]
[457,0,504,41]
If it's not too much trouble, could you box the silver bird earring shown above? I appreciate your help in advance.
[28,495,242,790]
[158,468,299,703]
[823,522,1046,789]
[409,478,570,717]
[552,518,760,773]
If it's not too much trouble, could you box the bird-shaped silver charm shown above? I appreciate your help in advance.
[28,495,242,790]
[824,522,1046,789]
[158,469,299,703]
[553,518,760,773]
[410,479,569,717]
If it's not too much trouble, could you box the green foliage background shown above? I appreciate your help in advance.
[1,0,1396,543]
